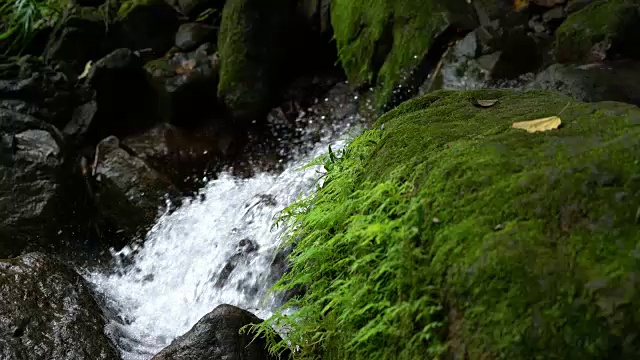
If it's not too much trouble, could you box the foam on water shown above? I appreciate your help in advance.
[86,110,361,359]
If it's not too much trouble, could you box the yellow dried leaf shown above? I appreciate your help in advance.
[513,0,529,11]
[78,60,93,80]
[512,116,561,133]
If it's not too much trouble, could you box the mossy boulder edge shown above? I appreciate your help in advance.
[263,89,640,359]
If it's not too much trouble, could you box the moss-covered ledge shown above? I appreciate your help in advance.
[259,90,640,359]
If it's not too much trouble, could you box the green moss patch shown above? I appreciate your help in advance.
[330,0,449,112]
[554,0,640,63]
[256,90,640,359]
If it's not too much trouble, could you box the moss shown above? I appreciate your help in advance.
[330,0,449,112]
[216,0,292,120]
[259,90,640,359]
[554,0,640,63]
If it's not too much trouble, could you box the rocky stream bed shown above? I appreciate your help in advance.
[2,0,640,359]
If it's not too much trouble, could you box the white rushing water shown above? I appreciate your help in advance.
[86,89,362,359]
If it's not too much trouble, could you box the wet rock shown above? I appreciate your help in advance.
[217,0,294,121]
[175,23,217,51]
[116,0,181,58]
[0,253,120,360]
[526,60,640,106]
[66,48,159,143]
[0,56,80,128]
[93,136,180,241]
[214,239,259,288]
[145,44,220,127]
[152,304,287,360]
[297,0,332,36]
[121,122,232,189]
[555,0,640,64]
[543,6,565,22]
[0,110,70,257]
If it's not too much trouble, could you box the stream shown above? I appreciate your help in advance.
[85,86,364,359]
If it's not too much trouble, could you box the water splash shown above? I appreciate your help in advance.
[86,87,363,359]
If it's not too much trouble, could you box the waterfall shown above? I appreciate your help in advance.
[85,87,363,359]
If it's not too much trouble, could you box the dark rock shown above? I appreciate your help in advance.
[555,0,640,64]
[214,239,259,288]
[145,44,220,127]
[0,110,68,257]
[217,0,294,121]
[296,0,331,36]
[151,304,288,360]
[67,48,159,143]
[93,136,180,241]
[175,23,217,51]
[526,60,640,106]
[0,253,119,360]
[121,122,231,189]
[0,56,79,128]
[116,0,181,58]
[491,27,544,79]
[542,6,565,22]
[45,21,105,70]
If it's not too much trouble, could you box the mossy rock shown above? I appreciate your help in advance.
[115,0,180,55]
[554,0,640,63]
[264,90,640,359]
[330,0,454,113]
[216,0,293,121]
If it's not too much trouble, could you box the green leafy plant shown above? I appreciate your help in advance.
[245,129,447,360]
[0,0,66,53]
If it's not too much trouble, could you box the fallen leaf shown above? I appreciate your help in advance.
[78,60,93,80]
[474,99,498,108]
[512,116,561,133]
[513,0,529,11]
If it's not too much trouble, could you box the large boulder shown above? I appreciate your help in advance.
[554,0,640,63]
[65,48,159,144]
[44,8,108,71]
[116,0,181,58]
[267,89,640,358]
[527,60,640,106]
[175,23,217,51]
[145,43,220,127]
[0,110,73,257]
[0,252,119,359]
[92,136,180,241]
[217,0,295,121]
[151,304,288,360]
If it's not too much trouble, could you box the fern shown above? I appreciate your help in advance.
[251,129,446,360]
[0,0,66,54]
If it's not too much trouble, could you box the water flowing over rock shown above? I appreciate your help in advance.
[151,304,288,360]
[0,253,119,360]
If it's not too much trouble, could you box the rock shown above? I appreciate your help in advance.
[542,6,565,22]
[278,89,640,358]
[0,253,120,360]
[297,0,332,36]
[44,11,107,70]
[116,0,181,58]
[145,43,220,127]
[66,48,159,143]
[93,136,180,241]
[121,122,232,189]
[0,56,80,128]
[526,60,640,106]
[175,23,217,51]
[490,27,543,79]
[554,0,640,64]
[213,239,259,288]
[217,0,295,121]
[0,110,68,257]
[151,304,288,360]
